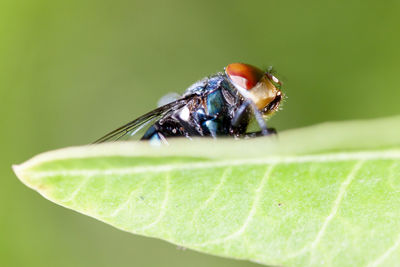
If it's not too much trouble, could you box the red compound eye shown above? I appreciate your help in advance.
[225,63,264,90]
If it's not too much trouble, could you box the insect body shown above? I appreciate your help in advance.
[94,63,283,144]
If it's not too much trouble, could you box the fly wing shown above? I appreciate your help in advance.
[93,97,190,143]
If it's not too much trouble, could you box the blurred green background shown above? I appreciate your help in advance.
[1,0,400,266]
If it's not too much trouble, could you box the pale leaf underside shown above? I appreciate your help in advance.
[13,116,400,266]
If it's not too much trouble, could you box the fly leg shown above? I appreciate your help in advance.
[244,128,277,138]
[231,100,251,128]
[141,126,170,145]
[232,99,273,136]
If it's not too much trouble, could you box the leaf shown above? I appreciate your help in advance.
[13,115,400,267]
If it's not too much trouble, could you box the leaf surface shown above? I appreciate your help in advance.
[13,116,400,266]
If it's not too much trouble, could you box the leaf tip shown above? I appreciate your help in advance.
[12,163,32,189]
[12,162,43,193]
[12,163,25,182]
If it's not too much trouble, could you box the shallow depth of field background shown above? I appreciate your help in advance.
[1,1,400,266]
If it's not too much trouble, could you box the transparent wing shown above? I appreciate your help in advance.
[93,97,189,143]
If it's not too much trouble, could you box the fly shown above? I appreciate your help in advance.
[94,63,283,144]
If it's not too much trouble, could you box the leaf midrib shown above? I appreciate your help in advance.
[17,149,400,179]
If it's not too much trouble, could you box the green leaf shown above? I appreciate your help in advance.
[13,116,400,266]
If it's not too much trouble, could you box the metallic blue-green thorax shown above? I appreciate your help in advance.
[142,74,246,142]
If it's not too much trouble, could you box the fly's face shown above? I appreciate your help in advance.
[225,63,282,116]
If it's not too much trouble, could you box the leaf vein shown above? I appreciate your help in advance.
[190,168,231,227]
[311,161,364,250]
[366,232,400,267]
[193,164,275,247]
[26,150,400,179]
[61,176,92,203]
[138,174,170,231]
[287,160,364,259]
[110,176,151,217]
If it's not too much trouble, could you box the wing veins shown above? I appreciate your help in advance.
[93,96,191,143]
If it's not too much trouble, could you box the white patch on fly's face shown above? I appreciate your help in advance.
[271,75,280,84]
[179,106,190,121]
